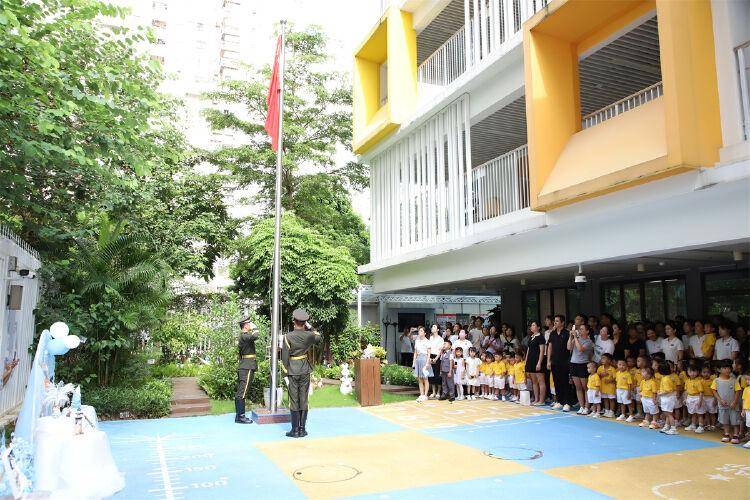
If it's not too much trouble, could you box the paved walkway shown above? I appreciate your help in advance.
[101,400,750,499]
[170,377,210,417]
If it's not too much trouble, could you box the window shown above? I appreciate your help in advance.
[703,270,750,321]
[601,277,687,324]
[523,287,575,329]
[379,62,388,107]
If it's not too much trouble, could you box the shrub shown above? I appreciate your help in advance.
[152,363,206,379]
[85,379,172,419]
[198,359,271,405]
[329,322,381,365]
[381,364,417,387]
[313,364,342,380]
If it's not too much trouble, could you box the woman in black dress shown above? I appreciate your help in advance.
[525,321,547,405]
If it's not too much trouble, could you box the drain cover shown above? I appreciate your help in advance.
[293,464,361,483]
[484,446,543,461]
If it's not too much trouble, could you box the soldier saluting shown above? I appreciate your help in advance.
[235,317,258,424]
[281,308,322,438]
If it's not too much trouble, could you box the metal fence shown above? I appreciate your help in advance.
[581,81,663,129]
[471,144,530,223]
[0,226,41,421]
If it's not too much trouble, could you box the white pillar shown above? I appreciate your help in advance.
[357,285,363,327]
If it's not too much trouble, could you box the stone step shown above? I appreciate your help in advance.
[172,396,210,405]
[170,402,211,417]
[170,376,211,417]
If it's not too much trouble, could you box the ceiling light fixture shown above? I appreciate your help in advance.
[637,263,646,272]
[520,279,526,286]
[733,250,743,262]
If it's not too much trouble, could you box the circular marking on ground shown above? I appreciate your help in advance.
[484,446,543,461]
[293,464,361,483]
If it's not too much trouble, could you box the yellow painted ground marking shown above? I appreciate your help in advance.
[255,431,530,499]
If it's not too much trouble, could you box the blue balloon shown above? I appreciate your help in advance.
[47,338,69,356]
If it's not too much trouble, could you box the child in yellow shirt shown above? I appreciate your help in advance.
[597,353,617,418]
[638,367,660,429]
[669,362,685,426]
[615,359,634,422]
[490,353,505,401]
[586,361,601,418]
[633,355,648,419]
[684,364,705,433]
[513,351,526,403]
[740,372,750,449]
[479,353,493,399]
[701,364,717,431]
[657,362,679,435]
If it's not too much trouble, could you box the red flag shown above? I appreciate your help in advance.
[265,35,282,151]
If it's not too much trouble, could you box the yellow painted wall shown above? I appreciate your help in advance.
[524,0,723,211]
[352,8,417,155]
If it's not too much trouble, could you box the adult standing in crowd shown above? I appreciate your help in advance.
[469,317,484,349]
[661,321,684,363]
[452,328,472,355]
[503,325,519,352]
[399,327,414,367]
[645,326,663,356]
[412,326,432,402]
[525,321,547,405]
[689,320,715,361]
[621,324,646,360]
[594,325,615,363]
[543,315,554,343]
[568,323,594,414]
[547,314,572,412]
[428,324,444,399]
[714,322,739,361]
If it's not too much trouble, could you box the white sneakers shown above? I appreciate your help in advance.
[604,410,615,418]
[694,426,704,434]
[552,402,563,410]
[685,424,696,431]
[416,395,427,402]
[562,404,571,412]
[625,415,635,423]
[616,414,625,421]
[743,440,750,449]
[665,427,678,435]
[589,412,600,418]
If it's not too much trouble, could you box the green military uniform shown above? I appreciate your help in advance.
[235,318,258,424]
[281,308,322,437]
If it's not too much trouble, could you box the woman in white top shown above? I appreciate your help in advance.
[645,327,664,357]
[661,322,684,363]
[412,326,432,402]
[399,327,414,367]
[452,329,472,355]
[428,324,444,399]
[593,325,615,363]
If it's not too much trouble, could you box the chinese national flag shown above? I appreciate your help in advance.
[265,35,282,151]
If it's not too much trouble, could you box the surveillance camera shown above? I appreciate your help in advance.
[18,269,29,277]
[574,273,587,291]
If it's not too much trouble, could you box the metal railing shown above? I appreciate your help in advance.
[418,26,466,87]
[582,81,663,129]
[736,41,750,140]
[470,144,530,223]
[0,225,39,260]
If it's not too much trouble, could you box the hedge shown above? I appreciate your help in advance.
[198,359,271,404]
[84,379,172,419]
[380,363,417,387]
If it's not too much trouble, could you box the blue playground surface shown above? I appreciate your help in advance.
[101,400,750,499]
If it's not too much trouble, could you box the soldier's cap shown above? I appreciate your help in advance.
[238,317,257,329]
[292,308,310,322]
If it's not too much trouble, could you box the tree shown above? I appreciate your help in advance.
[291,173,369,265]
[231,214,358,337]
[201,25,368,212]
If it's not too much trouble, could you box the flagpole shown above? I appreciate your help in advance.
[269,19,286,413]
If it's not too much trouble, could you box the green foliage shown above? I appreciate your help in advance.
[328,322,381,365]
[380,364,418,387]
[151,363,207,379]
[312,364,343,380]
[231,214,358,338]
[202,25,367,213]
[84,379,172,419]
[291,174,370,265]
[150,311,210,360]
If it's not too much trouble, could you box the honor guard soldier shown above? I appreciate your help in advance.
[235,317,258,424]
[281,308,322,438]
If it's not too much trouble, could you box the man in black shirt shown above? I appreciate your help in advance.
[546,314,573,411]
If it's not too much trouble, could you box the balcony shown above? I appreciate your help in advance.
[472,145,530,224]
[416,0,546,104]
[582,82,663,129]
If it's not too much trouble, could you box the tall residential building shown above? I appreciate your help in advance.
[353,0,750,360]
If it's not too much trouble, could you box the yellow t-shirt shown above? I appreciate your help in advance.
[679,371,688,385]
[684,377,703,396]
[701,333,717,357]
[615,370,633,390]
[735,377,748,391]
[480,362,492,375]
[702,376,716,397]
[630,368,642,387]
[640,378,658,399]
[597,365,617,394]
[671,373,683,391]
[659,374,676,394]
[514,361,526,383]
[743,386,750,410]
[587,373,601,391]
[492,360,507,376]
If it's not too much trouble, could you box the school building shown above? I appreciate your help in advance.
[352,0,750,361]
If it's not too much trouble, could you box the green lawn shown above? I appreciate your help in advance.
[210,385,414,415]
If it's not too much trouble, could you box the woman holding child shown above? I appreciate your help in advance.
[568,323,594,414]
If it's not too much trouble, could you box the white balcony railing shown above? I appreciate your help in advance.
[581,81,663,129]
[417,0,547,92]
[736,41,750,140]
[471,144,530,223]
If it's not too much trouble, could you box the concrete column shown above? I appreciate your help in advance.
[685,268,703,320]
[501,282,523,333]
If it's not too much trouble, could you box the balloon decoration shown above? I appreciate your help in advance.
[46,339,69,356]
[49,322,69,339]
[63,336,81,350]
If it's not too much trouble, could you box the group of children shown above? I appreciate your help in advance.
[432,336,750,448]
[584,352,750,445]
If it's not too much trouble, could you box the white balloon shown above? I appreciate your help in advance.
[50,322,69,339]
[63,335,81,349]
